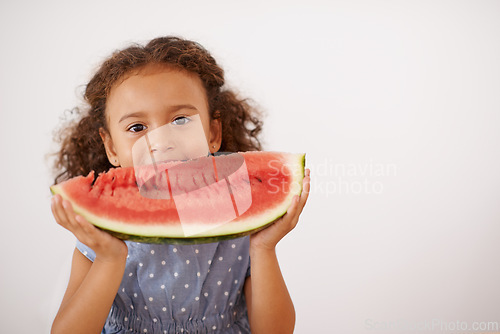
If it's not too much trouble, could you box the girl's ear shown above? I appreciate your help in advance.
[99,128,120,166]
[209,113,222,153]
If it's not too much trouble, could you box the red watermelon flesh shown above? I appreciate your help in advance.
[50,151,305,244]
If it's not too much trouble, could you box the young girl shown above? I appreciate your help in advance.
[50,36,310,334]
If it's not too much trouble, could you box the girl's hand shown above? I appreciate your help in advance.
[250,168,310,251]
[51,194,128,263]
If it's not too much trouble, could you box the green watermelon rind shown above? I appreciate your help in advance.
[97,220,277,245]
[51,152,305,244]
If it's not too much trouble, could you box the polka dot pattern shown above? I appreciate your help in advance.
[77,237,251,333]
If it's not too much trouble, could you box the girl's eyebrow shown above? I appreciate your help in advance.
[169,104,199,113]
[119,111,146,123]
[118,104,199,123]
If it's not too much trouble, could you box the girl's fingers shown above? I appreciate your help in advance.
[62,199,84,229]
[289,196,302,229]
[51,195,73,229]
[248,170,310,249]
[51,195,128,260]
[275,196,296,231]
[285,169,310,216]
[52,195,89,235]
[293,172,311,218]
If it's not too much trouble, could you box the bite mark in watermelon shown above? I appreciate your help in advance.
[50,151,305,244]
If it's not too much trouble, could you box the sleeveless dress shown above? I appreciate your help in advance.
[77,236,251,334]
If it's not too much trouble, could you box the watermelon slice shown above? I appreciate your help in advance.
[50,151,305,244]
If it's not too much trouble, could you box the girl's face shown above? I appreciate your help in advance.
[100,66,221,168]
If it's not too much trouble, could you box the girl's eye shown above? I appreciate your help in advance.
[172,116,191,126]
[127,124,146,133]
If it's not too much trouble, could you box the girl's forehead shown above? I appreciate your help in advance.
[105,65,209,122]
[112,64,202,92]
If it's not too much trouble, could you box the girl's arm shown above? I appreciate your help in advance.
[245,169,310,334]
[50,195,128,334]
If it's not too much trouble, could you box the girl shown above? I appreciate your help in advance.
[50,36,310,334]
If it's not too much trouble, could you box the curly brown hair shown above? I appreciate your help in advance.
[52,36,263,185]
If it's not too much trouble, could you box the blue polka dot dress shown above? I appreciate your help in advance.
[76,237,251,334]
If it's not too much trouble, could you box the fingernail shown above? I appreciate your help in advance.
[62,200,69,209]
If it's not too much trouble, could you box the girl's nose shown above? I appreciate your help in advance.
[148,141,174,154]
[145,127,177,154]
